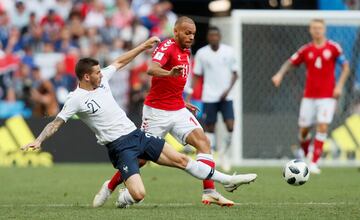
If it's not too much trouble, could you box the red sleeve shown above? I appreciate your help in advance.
[151,40,172,67]
[331,41,343,58]
[289,45,307,66]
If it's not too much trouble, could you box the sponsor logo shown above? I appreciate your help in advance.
[0,116,54,167]
[123,165,129,173]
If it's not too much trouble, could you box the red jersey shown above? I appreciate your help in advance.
[289,40,346,98]
[144,38,191,110]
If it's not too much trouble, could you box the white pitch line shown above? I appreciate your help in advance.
[0,202,354,208]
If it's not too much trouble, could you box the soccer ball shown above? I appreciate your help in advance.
[283,159,310,186]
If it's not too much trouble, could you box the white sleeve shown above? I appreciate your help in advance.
[101,65,117,81]
[57,93,79,122]
[193,51,203,76]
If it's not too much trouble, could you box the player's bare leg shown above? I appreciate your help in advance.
[310,123,328,174]
[186,128,235,207]
[93,159,147,207]
[116,174,146,208]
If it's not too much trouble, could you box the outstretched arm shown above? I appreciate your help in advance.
[21,117,65,151]
[271,60,297,87]
[147,62,184,77]
[111,36,160,71]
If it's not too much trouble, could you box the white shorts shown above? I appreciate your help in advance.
[298,98,336,127]
[141,105,202,145]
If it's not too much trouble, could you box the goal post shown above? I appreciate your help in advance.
[211,10,360,166]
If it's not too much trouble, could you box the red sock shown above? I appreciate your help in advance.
[107,159,148,191]
[300,139,311,156]
[198,159,215,190]
[108,171,122,191]
[312,138,324,163]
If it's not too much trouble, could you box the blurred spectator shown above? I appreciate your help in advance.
[9,1,30,32]
[67,10,85,40]
[54,0,73,20]
[50,61,76,108]
[84,0,106,28]
[40,9,65,43]
[100,14,121,46]
[30,66,59,117]
[0,10,11,49]
[22,24,45,53]
[112,0,134,29]
[21,45,35,68]
[141,0,176,31]
[131,0,158,17]
[34,42,64,79]
[54,26,79,53]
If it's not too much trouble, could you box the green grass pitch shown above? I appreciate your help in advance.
[0,164,359,220]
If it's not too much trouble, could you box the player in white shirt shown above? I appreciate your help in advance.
[190,26,238,171]
[21,36,256,208]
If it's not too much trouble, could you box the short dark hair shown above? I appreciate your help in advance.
[175,16,195,27]
[207,26,220,34]
[75,58,99,80]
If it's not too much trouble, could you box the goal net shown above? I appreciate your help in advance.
[211,10,360,166]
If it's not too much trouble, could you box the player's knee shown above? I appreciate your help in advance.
[131,188,146,202]
[195,137,211,153]
[225,121,234,132]
[205,124,215,133]
[317,124,328,133]
[175,154,189,169]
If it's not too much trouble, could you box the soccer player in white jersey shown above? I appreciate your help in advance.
[272,19,350,174]
[189,26,238,171]
[21,36,257,208]
[94,17,256,208]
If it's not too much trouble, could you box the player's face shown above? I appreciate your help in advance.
[309,21,326,41]
[174,22,196,49]
[207,31,220,47]
[88,65,102,88]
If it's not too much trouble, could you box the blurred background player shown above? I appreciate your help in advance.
[189,26,238,172]
[271,19,350,174]
[94,16,236,207]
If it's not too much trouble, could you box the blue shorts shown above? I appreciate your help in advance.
[203,100,235,125]
[106,129,165,181]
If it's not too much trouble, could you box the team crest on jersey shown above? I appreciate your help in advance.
[308,52,314,59]
[323,49,332,60]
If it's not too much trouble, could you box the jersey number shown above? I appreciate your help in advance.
[315,57,322,69]
[86,99,101,113]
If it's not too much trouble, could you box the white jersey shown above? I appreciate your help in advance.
[57,65,137,145]
[193,44,238,102]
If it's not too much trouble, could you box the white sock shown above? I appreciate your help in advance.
[225,132,232,148]
[205,132,216,151]
[185,159,231,184]
[315,132,327,141]
[118,188,136,205]
[196,153,214,162]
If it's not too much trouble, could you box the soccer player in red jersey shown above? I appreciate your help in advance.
[93,16,257,208]
[272,19,350,174]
